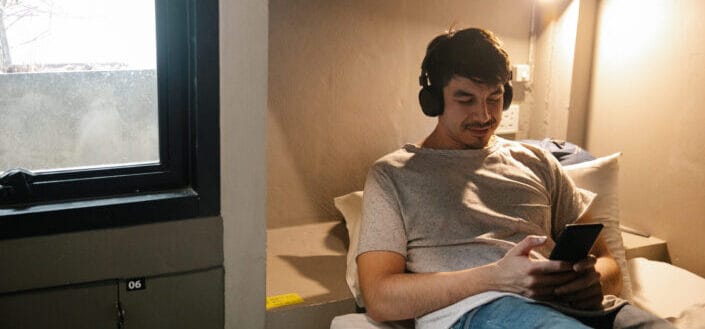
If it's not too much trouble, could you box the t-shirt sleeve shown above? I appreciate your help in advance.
[357,164,408,259]
[546,154,596,239]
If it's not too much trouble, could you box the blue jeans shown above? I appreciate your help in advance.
[450,296,675,329]
[451,296,589,329]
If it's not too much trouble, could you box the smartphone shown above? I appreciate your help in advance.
[549,223,604,262]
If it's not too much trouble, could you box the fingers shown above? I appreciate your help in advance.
[555,270,601,296]
[559,285,604,310]
[499,238,605,311]
[520,285,556,301]
[518,272,577,300]
[572,255,597,272]
[553,269,604,310]
[528,260,574,274]
[538,272,580,287]
[556,280,602,301]
[569,295,605,310]
[498,235,593,301]
[506,235,547,257]
[501,236,572,275]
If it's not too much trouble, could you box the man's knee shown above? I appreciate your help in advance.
[612,305,676,329]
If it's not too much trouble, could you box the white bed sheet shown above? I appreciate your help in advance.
[330,313,411,329]
[628,258,705,329]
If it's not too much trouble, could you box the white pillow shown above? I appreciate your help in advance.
[563,153,633,300]
[335,153,631,306]
[334,191,365,307]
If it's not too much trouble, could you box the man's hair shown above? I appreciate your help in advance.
[420,27,512,93]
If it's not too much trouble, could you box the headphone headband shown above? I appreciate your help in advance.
[418,29,513,117]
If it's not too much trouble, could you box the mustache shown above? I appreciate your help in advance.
[463,118,497,130]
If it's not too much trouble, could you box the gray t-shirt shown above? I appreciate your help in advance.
[357,137,604,328]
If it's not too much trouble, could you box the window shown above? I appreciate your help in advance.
[0,0,220,239]
[1,0,159,171]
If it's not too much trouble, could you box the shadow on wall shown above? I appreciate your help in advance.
[274,222,351,304]
[277,255,349,304]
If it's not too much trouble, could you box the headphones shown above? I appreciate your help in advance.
[418,37,513,117]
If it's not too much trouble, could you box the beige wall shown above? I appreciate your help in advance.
[221,0,268,328]
[566,0,598,147]
[587,0,705,276]
[267,0,533,228]
[530,0,576,140]
[529,0,599,147]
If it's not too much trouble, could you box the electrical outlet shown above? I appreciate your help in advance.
[496,104,519,134]
[513,64,531,82]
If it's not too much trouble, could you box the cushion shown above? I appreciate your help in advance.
[628,257,705,328]
[563,153,633,300]
[335,154,631,307]
[330,313,413,329]
[521,138,596,165]
[334,191,365,307]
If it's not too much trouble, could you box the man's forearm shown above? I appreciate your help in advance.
[362,264,499,322]
[360,236,576,321]
[575,212,623,297]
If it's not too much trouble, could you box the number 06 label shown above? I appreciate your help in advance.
[126,278,146,291]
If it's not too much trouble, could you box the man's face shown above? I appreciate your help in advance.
[437,75,504,149]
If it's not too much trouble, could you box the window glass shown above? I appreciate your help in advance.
[0,0,158,174]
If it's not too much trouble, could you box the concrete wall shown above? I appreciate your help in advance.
[586,0,705,277]
[529,0,577,141]
[528,0,598,147]
[0,217,224,328]
[220,0,268,328]
[565,0,598,147]
[529,0,569,140]
[0,1,270,328]
[0,70,158,171]
[267,0,534,228]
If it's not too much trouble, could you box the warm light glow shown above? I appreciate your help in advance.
[596,0,670,62]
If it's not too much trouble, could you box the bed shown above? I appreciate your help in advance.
[330,146,705,329]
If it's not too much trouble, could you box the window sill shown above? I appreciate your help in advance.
[0,188,202,240]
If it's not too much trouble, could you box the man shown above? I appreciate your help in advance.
[356,28,674,329]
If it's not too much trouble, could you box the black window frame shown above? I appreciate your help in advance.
[0,0,220,239]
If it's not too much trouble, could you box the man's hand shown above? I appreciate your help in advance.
[553,256,605,310]
[493,236,575,301]
[357,235,611,322]
[494,236,605,310]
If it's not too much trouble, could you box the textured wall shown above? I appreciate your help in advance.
[221,0,268,328]
[587,0,705,276]
[528,0,599,147]
[267,0,533,228]
[528,0,579,141]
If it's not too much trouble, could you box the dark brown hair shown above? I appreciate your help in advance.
[420,28,512,94]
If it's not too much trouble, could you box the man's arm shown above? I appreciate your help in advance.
[358,236,575,322]
[589,230,623,296]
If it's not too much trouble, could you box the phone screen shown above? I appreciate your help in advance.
[549,223,603,262]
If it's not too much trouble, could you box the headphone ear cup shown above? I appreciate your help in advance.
[419,87,443,117]
[503,82,513,111]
